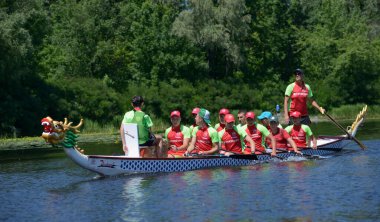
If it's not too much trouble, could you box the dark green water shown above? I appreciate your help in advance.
[0,120,379,221]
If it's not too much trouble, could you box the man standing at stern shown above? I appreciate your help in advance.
[284,68,325,125]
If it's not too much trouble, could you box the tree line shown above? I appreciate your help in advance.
[1,0,379,137]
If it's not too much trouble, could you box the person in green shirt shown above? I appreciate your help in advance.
[120,96,162,157]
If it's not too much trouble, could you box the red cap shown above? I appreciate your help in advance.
[246,111,255,119]
[224,114,235,123]
[219,108,230,115]
[290,111,301,118]
[170,110,181,117]
[192,107,200,114]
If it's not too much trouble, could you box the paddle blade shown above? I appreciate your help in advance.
[229,154,258,160]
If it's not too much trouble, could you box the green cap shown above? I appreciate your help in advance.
[198,108,211,125]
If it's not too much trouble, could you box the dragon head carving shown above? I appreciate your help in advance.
[41,116,83,144]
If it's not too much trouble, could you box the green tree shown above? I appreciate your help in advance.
[0,0,52,136]
[172,0,251,77]
[297,0,380,108]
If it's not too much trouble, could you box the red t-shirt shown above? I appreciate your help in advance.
[215,123,226,132]
[166,126,185,155]
[269,128,291,149]
[194,126,218,152]
[245,125,266,153]
[285,82,313,116]
[166,126,184,147]
[220,128,243,154]
[288,125,307,147]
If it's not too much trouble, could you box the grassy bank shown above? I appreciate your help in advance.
[328,104,378,120]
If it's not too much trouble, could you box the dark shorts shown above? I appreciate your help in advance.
[139,133,156,147]
[288,115,311,125]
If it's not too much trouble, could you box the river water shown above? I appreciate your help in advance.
[1,121,379,221]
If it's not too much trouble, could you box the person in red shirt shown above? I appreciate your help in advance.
[268,116,301,154]
[164,111,191,158]
[257,111,272,130]
[189,107,200,136]
[218,114,255,156]
[186,108,219,155]
[242,111,277,156]
[284,68,325,125]
[215,108,230,132]
[285,111,317,149]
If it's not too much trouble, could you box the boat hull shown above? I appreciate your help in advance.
[64,135,349,176]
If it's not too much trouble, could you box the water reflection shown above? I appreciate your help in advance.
[121,176,146,221]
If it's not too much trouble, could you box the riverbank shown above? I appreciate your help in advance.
[0,133,121,161]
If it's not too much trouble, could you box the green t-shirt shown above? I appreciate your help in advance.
[285,125,313,136]
[189,125,196,137]
[122,110,153,144]
[236,124,246,131]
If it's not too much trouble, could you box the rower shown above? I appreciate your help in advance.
[218,114,255,156]
[237,109,247,130]
[164,111,191,158]
[215,108,230,132]
[258,111,283,130]
[189,107,200,137]
[257,111,272,130]
[285,111,317,149]
[185,108,219,156]
[284,68,325,125]
[242,111,277,156]
[268,116,301,154]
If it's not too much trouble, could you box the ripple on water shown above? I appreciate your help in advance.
[1,140,380,221]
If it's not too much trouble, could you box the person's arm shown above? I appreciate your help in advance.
[310,135,317,149]
[284,96,290,124]
[201,142,219,155]
[177,138,190,151]
[244,135,256,154]
[284,84,294,124]
[303,125,317,149]
[267,134,277,156]
[286,137,301,154]
[309,98,325,114]
[185,137,196,155]
[177,127,191,151]
[120,124,128,155]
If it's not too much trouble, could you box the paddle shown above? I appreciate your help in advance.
[219,149,258,160]
[256,149,285,160]
[229,154,258,160]
[324,112,366,150]
[185,152,257,160]
[184,153,224,158]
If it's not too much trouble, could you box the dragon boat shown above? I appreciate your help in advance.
[45,106,367,177]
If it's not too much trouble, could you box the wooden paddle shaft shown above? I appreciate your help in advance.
[324,112,366,150]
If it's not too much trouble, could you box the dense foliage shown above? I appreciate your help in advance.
[1,0,379,136]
